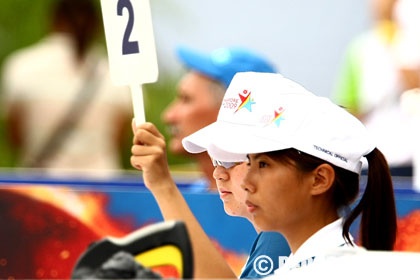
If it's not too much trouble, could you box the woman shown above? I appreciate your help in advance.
[131,122,289,278]
[182,72,397,276]
[212,159,290,278]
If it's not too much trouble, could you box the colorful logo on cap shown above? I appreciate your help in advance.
[271,107,285,127]
[235,90,255,112]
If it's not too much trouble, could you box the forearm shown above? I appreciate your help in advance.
[150,182,237,279]
[131,122,236,278]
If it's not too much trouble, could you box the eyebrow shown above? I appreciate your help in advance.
[248,153,264,161]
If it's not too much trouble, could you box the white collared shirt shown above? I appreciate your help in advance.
[269,218,361,278]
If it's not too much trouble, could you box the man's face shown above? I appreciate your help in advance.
[162,71,220,155]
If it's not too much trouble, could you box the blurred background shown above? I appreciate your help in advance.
[1,1,420,279]
[0,0,371,172]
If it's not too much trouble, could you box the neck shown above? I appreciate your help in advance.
[283,206,339,253]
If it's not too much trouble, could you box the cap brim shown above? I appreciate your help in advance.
[182,121,291,162]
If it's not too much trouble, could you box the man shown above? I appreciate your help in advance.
[1,0,132,175]
[162,46,276,190]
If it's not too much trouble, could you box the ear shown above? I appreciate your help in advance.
[310,163,335,196]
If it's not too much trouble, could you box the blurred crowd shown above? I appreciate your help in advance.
[0,0,419,184]
[333,0,420,184]
[0,0,132,177]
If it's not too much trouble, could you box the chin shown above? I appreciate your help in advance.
[169,141,187,155]
[225,206,242,217]
[253,218,274,232]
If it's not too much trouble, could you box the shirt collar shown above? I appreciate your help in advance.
[277,218,355,272]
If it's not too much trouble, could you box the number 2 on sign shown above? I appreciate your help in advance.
[117,0,139,55]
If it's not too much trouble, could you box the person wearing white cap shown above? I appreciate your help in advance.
[183,72,397,276]
[131,47,290,278]
[131,121,290,278]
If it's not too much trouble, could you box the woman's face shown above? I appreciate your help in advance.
[242,153,314,233]
[213,162,251,219]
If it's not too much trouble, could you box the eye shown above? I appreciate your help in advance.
[180,95,190,103]
[258,161,268,168]
[177,92,192,104]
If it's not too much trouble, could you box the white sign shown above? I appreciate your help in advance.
[101,0,158,85]
[101,0,159,124]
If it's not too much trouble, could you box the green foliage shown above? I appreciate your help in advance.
[0,0,55,66]
[0,0,55,167]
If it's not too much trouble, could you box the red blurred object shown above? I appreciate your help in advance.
[394,210,420,251]
[0,189,100,279]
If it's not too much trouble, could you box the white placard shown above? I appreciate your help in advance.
[100,0,158,124]
[100,0,158,86]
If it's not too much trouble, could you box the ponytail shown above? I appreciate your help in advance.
[343,148,397,250]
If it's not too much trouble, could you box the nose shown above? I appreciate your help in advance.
[213,166,229,181]
[241,171,255,193]
[161,101,177,124]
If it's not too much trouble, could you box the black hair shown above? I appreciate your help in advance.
[266,148,396,250]
[50,0,101,62]
[343,148,397,250]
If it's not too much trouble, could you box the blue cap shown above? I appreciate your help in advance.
[176,46,277,87]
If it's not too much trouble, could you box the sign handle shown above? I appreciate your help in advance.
[130,84,146,125]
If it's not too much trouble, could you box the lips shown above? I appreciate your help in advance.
[245,200,257,213]
[218,188,232,199]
